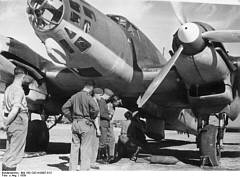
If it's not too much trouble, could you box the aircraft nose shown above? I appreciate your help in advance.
[178,23,200,44]
[27,0,64,31]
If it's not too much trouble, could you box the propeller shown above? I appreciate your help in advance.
[202,30,240,43]
[137,1,240,108]
[171,2,187,25]
[137,2,187,108]
[137,45,184,108]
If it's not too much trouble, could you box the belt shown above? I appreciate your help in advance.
[121,133,127,136]
[73,116,94,127]
[72,115,93,122]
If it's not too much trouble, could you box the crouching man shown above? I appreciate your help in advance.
[116,111,148,162]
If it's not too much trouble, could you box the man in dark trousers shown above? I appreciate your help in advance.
[98,88,115,163]
[1,67,29,171]
[117,111,147,162]
[62,81,99,171]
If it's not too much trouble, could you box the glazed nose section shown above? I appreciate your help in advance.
[28,0,45,8]
[27,0,64,31]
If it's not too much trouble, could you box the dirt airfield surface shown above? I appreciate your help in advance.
[1,123,240,171]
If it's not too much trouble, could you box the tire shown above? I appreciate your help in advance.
[25,120,49,152]
[200,125,221,166]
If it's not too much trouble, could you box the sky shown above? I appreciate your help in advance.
[1,0,240,60]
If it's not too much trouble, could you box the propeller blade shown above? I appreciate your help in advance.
[138,45,184,108]
[171,2,187,25]
[202,30,240,43]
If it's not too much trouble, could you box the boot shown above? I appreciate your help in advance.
[97,146,109,164]
[97,148,102,160]
[96,147,105,163]
[103,146,110,164]
[130,146,141,162]
[107,156,116,164]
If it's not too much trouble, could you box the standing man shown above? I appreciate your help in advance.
[98,88,115,163]
[90,88,103,169]
[62,81,99,171]
[1,67,29,171]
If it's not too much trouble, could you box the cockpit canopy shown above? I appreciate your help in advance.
[27,0,64,31]
[107,15,138,30]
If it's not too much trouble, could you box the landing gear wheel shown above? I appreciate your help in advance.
[25,120,49,152]
[200,125,221,166]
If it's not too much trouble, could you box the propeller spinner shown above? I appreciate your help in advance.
[137,2,240,108]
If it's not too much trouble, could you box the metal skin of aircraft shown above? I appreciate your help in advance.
[1,0,240,166]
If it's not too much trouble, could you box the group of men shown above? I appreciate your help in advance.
[61,81,120,170]
[0,66,146,171]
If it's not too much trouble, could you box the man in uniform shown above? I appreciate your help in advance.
[98,88,115,163]
[1,67,29,171]
[117,111,147,162]
[90,88,103,169]
[62,81,99,171]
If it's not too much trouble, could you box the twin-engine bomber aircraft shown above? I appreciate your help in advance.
[1,0,240,166]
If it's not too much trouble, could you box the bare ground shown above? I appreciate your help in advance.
[1,124,240,171]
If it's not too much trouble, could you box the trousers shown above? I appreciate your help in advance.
[69,119,95,171]
[2,112,28,169]
[90,128,99,165]
[99,122,115,156]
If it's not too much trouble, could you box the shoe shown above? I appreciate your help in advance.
[97,158,109,164]
[90,165,100,170]
[130,146,141,162]
[2,164,16,171]
[107,156,116,164]
[130,156,137,162]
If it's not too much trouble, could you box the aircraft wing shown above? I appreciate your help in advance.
[0,35,53,114]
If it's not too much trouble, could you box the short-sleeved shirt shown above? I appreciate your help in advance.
[2,84,28,114]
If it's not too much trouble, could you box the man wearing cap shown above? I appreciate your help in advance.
[90,88,103,169]
[1,67,30,171]
[62,81,99,171]
[98,88,115,163]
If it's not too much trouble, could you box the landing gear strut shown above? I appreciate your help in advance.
[200,125,221,166]
[197,113,228,166]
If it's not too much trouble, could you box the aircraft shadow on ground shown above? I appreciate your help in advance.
[47,142,71,154]
[45,140,240,169]
[145,139,240,167]
[47,156,69,171]
[221,151,240,158]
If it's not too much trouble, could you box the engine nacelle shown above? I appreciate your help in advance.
[188,76,233,115]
